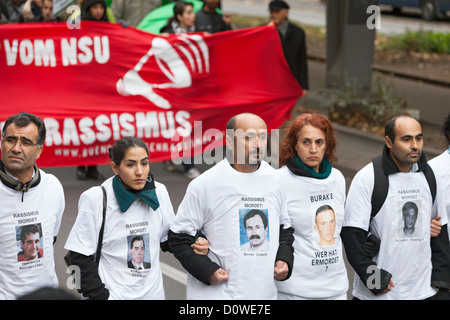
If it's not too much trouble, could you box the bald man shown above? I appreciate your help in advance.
[169,113,294,300]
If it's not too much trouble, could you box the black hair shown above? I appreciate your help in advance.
[2,112,46,146]
[130,235,145,249]
[108,137,149,167]
[385,115,415,143]
[315,204,334,217]
[173,1,193,22]
[82,0,108,21]
[402,201,418,216]
[385,117,398,143]
[243,209,268,229]
[20,224,42,244]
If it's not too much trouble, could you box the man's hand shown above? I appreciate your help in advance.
[274,260,289,281]
[191,236,209,255]
[430,216,442,237]
[209,268,229,285]
[377,279,395,296]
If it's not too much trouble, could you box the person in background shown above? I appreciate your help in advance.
[75,0,113,180]
[21,0,42,22]
[111,0,160,27]
[195,0,230,34]
[268,0,309,97]
[81,0,108,21]
[75,0,115,22]
[4,0,24,23]
[160,0,195,34]
[37,0,60,22]
[0,0,9,23]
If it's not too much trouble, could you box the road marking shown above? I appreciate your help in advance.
[161,262,187,285]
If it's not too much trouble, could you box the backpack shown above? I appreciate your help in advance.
[370,155,437,218]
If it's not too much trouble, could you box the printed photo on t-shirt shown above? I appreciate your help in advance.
[16,223,44,262]
[398,200,422,238]
[239,209,270,252]
[127,234,151,270]
[312,204,337,247]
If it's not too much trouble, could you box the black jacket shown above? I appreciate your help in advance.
[194,7,231,34]
[278,22,309,90]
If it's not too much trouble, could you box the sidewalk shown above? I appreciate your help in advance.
[298,61,448,181]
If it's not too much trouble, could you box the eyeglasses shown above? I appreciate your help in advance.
[2,137,40,150]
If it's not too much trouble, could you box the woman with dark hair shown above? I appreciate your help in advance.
[276,113,349,300]
[81,0,108,21]
[160,0,195,34]
[65,136,208,299]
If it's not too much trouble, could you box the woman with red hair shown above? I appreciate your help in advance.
[276,113,349,300]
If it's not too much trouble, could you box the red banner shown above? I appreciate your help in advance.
[0,22,301,167]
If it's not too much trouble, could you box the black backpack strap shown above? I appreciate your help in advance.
[424,163,437,205]
[95,185,107,265]
[371,155,388,219]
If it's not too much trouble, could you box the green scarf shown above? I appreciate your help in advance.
[293,154,332,179]
[112,174,160,213]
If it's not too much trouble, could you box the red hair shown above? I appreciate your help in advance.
[279,113,337,167]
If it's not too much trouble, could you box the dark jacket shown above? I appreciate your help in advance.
[82,0,108,21]
[194,7,231,34]
[278,22,309,90]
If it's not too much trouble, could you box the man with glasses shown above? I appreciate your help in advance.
[0,112,65,299]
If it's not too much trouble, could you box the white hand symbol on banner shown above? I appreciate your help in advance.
[116,34,209,109]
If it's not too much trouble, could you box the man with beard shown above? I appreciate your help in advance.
[168,113,294,300]
[342,115,450,300]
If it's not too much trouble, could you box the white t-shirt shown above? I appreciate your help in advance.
[170,159,291,300]
[429,150,450,242]
[64,177,175,300]
[0,170,65,299]
[343,162,447,300]
[276,166,348,299]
